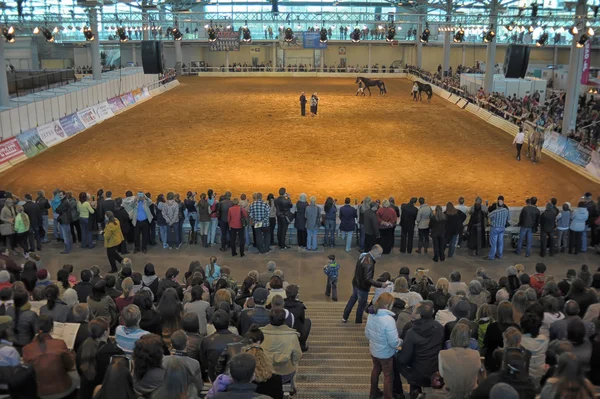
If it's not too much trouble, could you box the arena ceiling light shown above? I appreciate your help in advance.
[577,33,590,47]
[83,26,95,41]
[386,25,396,41]
[172,28,183,40]
[284,27,294,42]
[39,27,55,42]
[453,27,465,42]
[117,27,128,42]
[2,26,15,43]
[536,31,548,46]
[483,25,495,43]
[207,27,217,42]
[569,25,578,35]
[319,27,328,42]
[242,26,252,42]
[420,23,430,43]
[350,28,361,42]
[587,26,595,36]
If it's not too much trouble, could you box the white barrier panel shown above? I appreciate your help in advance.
[57,95,67,118]
[456,99,468,108]
[448,94,461,104]
[37,120,67,147]
[476,108,492,121]
[26,103,37,129]
[77,107,99,129]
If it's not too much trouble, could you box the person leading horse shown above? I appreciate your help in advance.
[355,77,387,96]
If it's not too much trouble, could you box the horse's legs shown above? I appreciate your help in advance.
[367,86,371,96]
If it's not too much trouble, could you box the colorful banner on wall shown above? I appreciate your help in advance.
[585,150,600,178]
[543,131,568,154]
[132,88,143,102]
[581,40,591,85]
[107,97,125,113]
[59,113,85,137]
[0,137,24,165]
[120,92,136,107]
[559,138,592,167]
[94,101,115,121]
[142,87,151,99]
[302,32,327,49]
[16,129,47,158]
[77,107,99,129]
[37,120,67,147]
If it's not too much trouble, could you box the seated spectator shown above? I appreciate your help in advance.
[245,345,284,399]
[0,315,20,366]
[427,278,450,314]
[219,267,238,294]
[35,269,52,288]
[444,299,475,341]
[19,260,37,292]
[162,330,203,392]
[396,300,444,396]
[141,263,160,298]
[258,261,276,286]
[558,269,577,296]
[549,300,593,341]
[211,353,271,398]
[448,271,468,296]
[56,269,71,298]
[87,281,118,328]
[90,265,102,286]
[266,269,289,291]
[92,356,137,399]
[133,291,162,335]
[476,304,493,349]
[565,278,597,316]
[215,324,264,376]
[391,277,422,307]
[116,263,132,290]
[184,285,210,337]
[239,288,270,336]
[284,284,311,353]
[76,318,124,398]
[131,272,143,296]
[439,323,481,398]
[62,288,78,311]
[261,308,303,391]
[590,319,600,385]
[236,277,255,308]
[483,300,519,373]
[519,312,548,384]
[471,347,536,399]
[156,267,184,302]
[6,286,39,350]
[152,359,197,399]
[200,309,243,382]
[71,303,90,352]
[115,277,135,314]
[466,280,490,307]
[540,352,595,399]
[39,284,70,322]
[181,313,203,368]
[157,287,183,348]
[435,295,462,326]
[530,262,547,294]
[104,275,122,300]
[23,315,79,398]
[541,281,565,311]
[512,291,528,324]
[133,334,166,397]
[564,318,592,375]
[115,304,150,355]
[540,296,564,338]
[204,256,222,287]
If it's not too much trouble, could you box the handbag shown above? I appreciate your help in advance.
[0,223,13,236]
[240,207,248,228]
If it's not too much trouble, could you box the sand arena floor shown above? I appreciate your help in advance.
[1,76,598,205]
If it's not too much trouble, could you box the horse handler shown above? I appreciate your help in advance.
[411,82,419,101]
[300,92,307,116]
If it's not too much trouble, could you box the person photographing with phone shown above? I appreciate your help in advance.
[127,192,153,254]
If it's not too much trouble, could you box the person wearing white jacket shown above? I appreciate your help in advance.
[365,292,402,399]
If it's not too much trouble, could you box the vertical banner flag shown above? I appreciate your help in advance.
[581,40,591,85]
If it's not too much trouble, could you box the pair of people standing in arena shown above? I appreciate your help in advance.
[299,92,319,117]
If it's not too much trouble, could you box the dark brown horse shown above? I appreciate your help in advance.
[355,77,387,96]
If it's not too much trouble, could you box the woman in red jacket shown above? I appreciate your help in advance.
[228,198,249,257]
[376,200,397,254]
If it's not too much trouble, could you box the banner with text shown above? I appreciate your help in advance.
[17,129,47,158]
[0,137,24,166]
[132,88,143,102]
[94,101,115,121]
[60,113,85,137]
[302,32,327,49]
[209,31,240,52]
[77,107,99,129]
[120,92,136,107]
[37,120,68,147]
[107,96,125,113]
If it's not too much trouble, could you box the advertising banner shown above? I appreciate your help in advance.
[142,87,151,98]
[77,107,99,129]
[585,150,600,178]
[543,131,568,155]
[302,32,327,49]
[559,138,591,167]
[37,120,68,147]
[0,137,24,166]
[59,113,85,137]
[120,92,136,107]
[209,31,240,52]
[17,129,48,158]
[581,40,591,85]
[107,96,125,113]
[132,88,143,102]
[94,101,115,121]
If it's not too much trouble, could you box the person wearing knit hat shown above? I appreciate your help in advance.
[489,382,518,399]
[35,269,51,287]
[0,315,20,367]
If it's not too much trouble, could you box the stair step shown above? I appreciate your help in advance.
[302,347,370,356]
[297,373,375,385]
[307,340,370,347]
[295,391,372,399]
[299,359,373,368]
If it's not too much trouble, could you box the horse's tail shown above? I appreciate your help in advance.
[381,81,387,93]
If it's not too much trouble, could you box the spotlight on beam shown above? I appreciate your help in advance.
[536,31,548,46]
[117,27,128,42]
[172,28,183,40]
[83,26,95,41]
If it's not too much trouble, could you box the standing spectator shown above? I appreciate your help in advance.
[267,194,277,247]
[299,92,307,116]
[129,192,153,254]
[103,211,124,273]
[515,197,539,257]
[23,194,42,253]
[197,193,211,247]
[228,198,248,257]
[77,192,95,249]
[305,196,320,251]
[1,197,17,254]
[539,203,556,257]
[36,190,51,243]
[66,192,81,245]
[487,196,510,260]
[274,188,293,250]
[429,205,447,262]
[376,200,397,254]
[467,202,485,256]
[357,197,372,251]
[416,197,432,254]
[438,323,482,398]
[444,202,465,258]
[569,202,589,254]
[217,192,233,252]
[323,197,337,248]
[185,191,198,245]
[556,203,571,253]
[396,301,445,396]
[13,205,30,257]
[323,254,340,301]
[99,191,115,228]
[342,245,385,324]
[158,193,181,249]
[113,198,130,255]
[399,197,418,254]
[365,293,400,399]
[339,198,357,252]
[294,194,308,248]
[132,334,166,397]
[363,201,380,252]
[200,309,243,381]
[23,315,78,398]
[249,193,271,254]
[206,189,219,247]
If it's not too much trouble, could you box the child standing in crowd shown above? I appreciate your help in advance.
[323,254,340,301]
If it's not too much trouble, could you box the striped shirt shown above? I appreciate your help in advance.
[488,207,510,228]
[115,326,150,355]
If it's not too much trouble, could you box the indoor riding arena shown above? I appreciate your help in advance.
[1,75,597,205]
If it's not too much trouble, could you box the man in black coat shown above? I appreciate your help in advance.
[539,203,556,257]
[284,284,311,352]
[515,197,540,257]
[55,191,73,254]
[399,197,418,254]
[200,310,243,382]
[74,269,94,303]
[238,288,270,336]
[342,244,384,324]
[156,267,184,302]
[35,190,51,243]
[299,92,307,116]
[22,194,42,252]
[99,191,115,224]
[217,192,233,251]
[274,188,293,250]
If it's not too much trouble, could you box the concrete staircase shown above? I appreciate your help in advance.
[296,301,372,399]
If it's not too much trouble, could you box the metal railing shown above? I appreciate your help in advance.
[7,69,78,98]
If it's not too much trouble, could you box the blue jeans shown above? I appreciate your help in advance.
[307,228,318,250]
[79,218,93,248]
[582,228,588,252]
[53,212,61,239]
[208,219,218,245]
[324,219,336,246]
[59,223,72,253]
[41,215,49,242]
[341,230,353,252]
[359,224,365,250]
[159,225,168,248]
[516,227,533,256]
[343,285,369,323]
[173,221,182,246]
[447,234,459,257]
[487,226,505,259]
